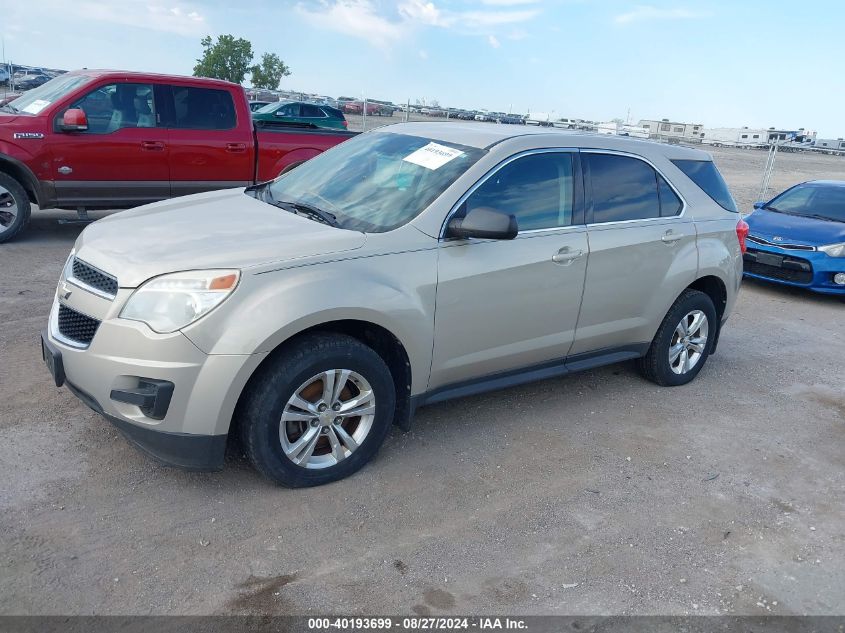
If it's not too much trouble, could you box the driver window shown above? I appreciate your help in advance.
[465,152,574,231]
[69,83,156,134]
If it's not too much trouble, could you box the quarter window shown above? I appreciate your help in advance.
[171,86,236,130]
[69,83,156,134]
[465,152,575,231]
[587,154,662,222]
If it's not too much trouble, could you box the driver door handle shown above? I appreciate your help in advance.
[141,141,166,152]
[661,229,683,243]
[552,247,584,265]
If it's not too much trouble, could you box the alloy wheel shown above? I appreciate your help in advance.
[668,310,709,375]
[0,184,18,235]
[279,369,376,469]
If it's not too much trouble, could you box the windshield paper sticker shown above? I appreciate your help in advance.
[21,99,50,114]
[403,142,464,170]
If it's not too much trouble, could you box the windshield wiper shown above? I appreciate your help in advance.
[279,200,340,228]
[0,104,18,114]
[248,182,340,227]
[804,213,840,223]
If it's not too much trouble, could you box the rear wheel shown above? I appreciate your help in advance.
[637,289,717,386]
[239,333,395,487]
[0,172,31,244]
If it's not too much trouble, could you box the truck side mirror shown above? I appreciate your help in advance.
[61,108,88,132]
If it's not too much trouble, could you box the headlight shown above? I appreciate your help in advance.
[819,242,845,258]
[120,270,240,333]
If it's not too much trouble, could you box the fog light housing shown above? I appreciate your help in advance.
[834,273,845,285]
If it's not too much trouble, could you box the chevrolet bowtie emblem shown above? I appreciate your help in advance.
[59,282,72,300]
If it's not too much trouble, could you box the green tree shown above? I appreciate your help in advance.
[250,52,291,90]
[193,35,254,84]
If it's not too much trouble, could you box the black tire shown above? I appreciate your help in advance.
[238,333,396,487]
[0,172,32,244]
[637,289,718,387]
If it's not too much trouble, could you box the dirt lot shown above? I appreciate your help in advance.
[1,146,844,616]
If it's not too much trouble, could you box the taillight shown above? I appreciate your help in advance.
[342,120,348,128]
[736,218,749,253]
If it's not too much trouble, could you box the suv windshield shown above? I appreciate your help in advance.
[766,184,845,223]
[266,132,485,232]
[4,74,93,115]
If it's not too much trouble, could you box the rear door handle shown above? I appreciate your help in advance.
[552,247,584,265]
[141,141,165,151]
[226,143,247,153]
[661,230,683,243]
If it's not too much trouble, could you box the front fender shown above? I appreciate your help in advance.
[181,249,439,395]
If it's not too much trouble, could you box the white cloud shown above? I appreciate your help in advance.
[614,5,709,25]
[456,8,540,29]
[296,0,540,49]
[399,0,447,26]
[14,0,208,36]
[296,0,407,48]
[480,0,540,5]
[488,34,501,48]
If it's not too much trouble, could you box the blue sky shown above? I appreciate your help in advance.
[3,0,843,136]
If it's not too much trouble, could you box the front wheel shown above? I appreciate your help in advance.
[0,172,32,244]
[238,333,396,487]
[637,289,718,387]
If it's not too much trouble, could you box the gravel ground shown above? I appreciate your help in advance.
[0,146,843,616]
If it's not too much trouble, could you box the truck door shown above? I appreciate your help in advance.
[160,84,254,197]
[50,81,170,207]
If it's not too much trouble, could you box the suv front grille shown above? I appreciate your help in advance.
[71,258,118,297]
[57,305,101,346]
[744,250,813,284]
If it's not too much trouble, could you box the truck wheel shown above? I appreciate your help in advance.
[0,172,31,244]
[238,333,396,487]
[636,289,717,387]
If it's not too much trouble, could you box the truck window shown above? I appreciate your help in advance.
[70,83,157,134]
[171,86,236,130]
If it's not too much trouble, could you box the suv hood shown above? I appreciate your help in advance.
[746,209,845,246]
[74,188,367,288]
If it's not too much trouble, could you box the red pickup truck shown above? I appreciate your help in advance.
[0,70,356,243]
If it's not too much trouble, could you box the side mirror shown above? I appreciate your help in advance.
[61,108,88,132]
[446,206,518,240]
[753,201,766,210]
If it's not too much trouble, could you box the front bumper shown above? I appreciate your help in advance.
[44,295,265,471]
[743,244,845,295]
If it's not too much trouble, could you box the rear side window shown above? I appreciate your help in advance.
[587,154,661,222]
[672,159,737,212]
[301,104,324,118]
[171,86,236,130]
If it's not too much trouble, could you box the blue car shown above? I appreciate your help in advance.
[743,180,845,295]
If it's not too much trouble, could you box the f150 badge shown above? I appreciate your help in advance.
[13,132,45,139]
